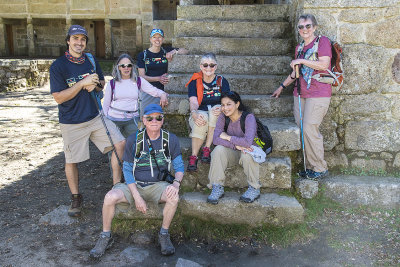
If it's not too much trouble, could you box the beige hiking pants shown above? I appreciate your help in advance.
[208,145,261,189]
[293,96,331,172]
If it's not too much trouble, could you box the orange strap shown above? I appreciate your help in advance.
[185,72,204,105]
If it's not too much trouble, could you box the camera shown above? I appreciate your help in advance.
[159,170,175,184]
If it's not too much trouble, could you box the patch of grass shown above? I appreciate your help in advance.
[98,60,114,73]
[112,218,160,238]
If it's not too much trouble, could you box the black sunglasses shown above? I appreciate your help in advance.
[118,63,133,68]
[202,63,217,68]
[145,115,164,122]
[297,24,312,30]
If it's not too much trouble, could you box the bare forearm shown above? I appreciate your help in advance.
[52,81,84,104]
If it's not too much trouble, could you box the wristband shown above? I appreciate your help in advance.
[173,179,181,184]
[191,110,197,114]
[280,83,286,89]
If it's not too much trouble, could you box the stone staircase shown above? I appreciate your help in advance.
[117,4,304,226]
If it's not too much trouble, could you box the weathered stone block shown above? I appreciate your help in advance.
[393,153,400,168]
[339,94,391,116]
[339,8,384,23]
[345,120,400,152]
[325,151,349,168]
[339,24,364,44]
[321,175,400,208]
[366,16,400,48]
[180,192,304,226]
[392,52,400,84]
[115,202,164,219]
[351,158,386,171]
[305,0,398,8]
[320,118,338,151]
[295,178,319,199]
[302,9,338,40]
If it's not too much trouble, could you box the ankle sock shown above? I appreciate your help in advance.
[101,231,111,237]
[160,227,169,235]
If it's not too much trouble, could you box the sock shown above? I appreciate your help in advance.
[160,227,169,235]
[101,231,111,237]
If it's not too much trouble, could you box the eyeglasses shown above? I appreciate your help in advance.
[118,63,133,68]
[202,63,217,68]
[297,24,313,30]
[145,115,164,122]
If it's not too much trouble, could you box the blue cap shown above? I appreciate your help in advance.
[68,25,88,38]
[143,104,164,115]
[150,28,164,37]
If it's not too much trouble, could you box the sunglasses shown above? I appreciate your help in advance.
[297,24,313,30]
[202,63,217,68]
[118,63,133,68]
[145,115,164,122]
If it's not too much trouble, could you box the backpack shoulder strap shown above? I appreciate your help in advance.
[216,75,223,90]
[240,111,250,134]
[85,53,96,72]
[137,76,142,90]
[135,129,146,159]
[110,79,115,102]
[224,116,230,133]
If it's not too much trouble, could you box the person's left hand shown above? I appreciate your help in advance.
[84,84,97,92]
[212,106,221,117]
[160,93,169,108]
[165,184,179,199]
[290,59,304,70]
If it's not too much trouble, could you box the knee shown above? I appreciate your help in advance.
[211,145,225,157]
[240,153,253,164]
[104,190,122,205]
[116,140,126,150]
[303,122,316,134]
[166,194,179,207]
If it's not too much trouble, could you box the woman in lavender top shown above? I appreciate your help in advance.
[207,91,261,204]
[102,54,168,138]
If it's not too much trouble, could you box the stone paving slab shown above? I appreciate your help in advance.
[180,192,304,227]
[177,4,289,21]
[168,54,292,76]
[175,20,290,38]
[173,37,292,56]
[320,175,400,208]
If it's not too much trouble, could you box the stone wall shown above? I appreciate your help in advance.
[0,59,52,91]
[292,0,400,172]
[33,19,66,57]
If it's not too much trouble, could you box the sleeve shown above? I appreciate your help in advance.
[94,57,104,80]
[122,134,136,163]
[102,81,112,117]
[318,36,332,58]
[123,161,136,184]
[172,155,184,174]
[230,114,257,148]
[188,80,197,98]
[49,62,66,93]
[164,46,175,53]
[221,77,230,93]
[169,134,185,173]
[140,77,166,97]
[136,51,145,69]
[213,113,235,149]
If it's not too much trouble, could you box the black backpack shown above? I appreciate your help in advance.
[224,111,273,155]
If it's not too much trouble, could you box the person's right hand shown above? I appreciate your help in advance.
[134,195,147,214]
[159,93,169,108]
[159,73,169,85]
[192,112,207,127]
[271,87,283,98]
[81,73,99,88]
[235,145,247,151]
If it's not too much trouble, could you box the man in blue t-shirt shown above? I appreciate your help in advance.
[89,104,184,259]
[50,25,126,218]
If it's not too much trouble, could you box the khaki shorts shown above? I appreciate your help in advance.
[189,106,220,140]
[113,181,170,204]
[60,115,125,163]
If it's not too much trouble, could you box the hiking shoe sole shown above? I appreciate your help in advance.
[206,194,224,205]
[89,239,114,259]
[239,194,260,203]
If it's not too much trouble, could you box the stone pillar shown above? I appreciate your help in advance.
[27,17,35,57]
[140,0,153,49]
[65,18,71,33]
[0,18,6,56]
[136,18,143,53]
[179,0,195,5]
[104,18,112,59]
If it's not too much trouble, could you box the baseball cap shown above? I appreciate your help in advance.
[143,104,164,115]
[150,28,164,37]
[67,25,88,38]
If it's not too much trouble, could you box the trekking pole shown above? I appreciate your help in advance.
[90,91,125,182]
[296,65,307,174]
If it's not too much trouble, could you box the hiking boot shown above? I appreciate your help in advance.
[68,194,83,217]
[89,233,114,259]
[207,184,224,204]
[307,170,329,180]
[201,147,211,163]
[158,233,175,256]
[187,155,198,172]
[239,185,260,203]
[298,169,314,178]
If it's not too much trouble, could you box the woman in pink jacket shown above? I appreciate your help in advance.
[102,54,168,137]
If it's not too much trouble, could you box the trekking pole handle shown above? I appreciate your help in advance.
[295,65,300,79]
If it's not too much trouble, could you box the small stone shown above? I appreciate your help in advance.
[295,178,319,199]
[120,246,149,263]
[131,231,153,246]
[176,258,203,267]
[39,205,76,225]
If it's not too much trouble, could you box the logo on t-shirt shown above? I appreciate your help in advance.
[66,72,90,88]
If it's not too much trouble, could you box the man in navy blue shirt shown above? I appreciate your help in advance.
[50,25,126,217]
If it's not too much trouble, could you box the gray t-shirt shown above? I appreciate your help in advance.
[123,130,181,183]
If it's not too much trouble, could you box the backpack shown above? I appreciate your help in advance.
[224,111,273,155]
[132,128,171,177]
[297,36,344,90]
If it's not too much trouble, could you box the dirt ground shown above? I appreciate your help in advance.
[0,85,399,267]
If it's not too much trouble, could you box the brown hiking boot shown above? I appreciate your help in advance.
[68,194,83,217]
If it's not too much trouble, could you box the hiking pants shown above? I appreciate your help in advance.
[293,96,330,172]
[208,145,260,189]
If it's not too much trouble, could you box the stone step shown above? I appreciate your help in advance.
[165,73,292,95]
[180,192,304,227]
[168,55,292,76]
[177,4,289,22]
[174,20,290,38]
[173,37,292,56]
[164,94,294,118]
[181,155,292,190]
[320,175,400,208]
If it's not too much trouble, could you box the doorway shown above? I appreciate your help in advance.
[94,21,105,58]
[5,24,14,56]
